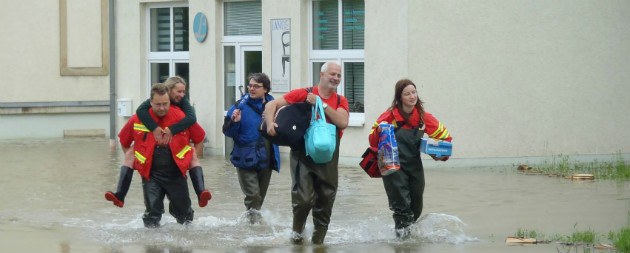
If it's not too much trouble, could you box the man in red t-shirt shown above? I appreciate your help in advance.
[263,62,349,245]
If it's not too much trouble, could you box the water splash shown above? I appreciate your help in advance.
[415,213,478,244]
[320,213,477,245]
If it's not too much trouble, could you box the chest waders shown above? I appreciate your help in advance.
[289,136,341,244]
[382,125,425,237]
[230,99,275,224]
[236,137,274,224]
[141,146,193,228]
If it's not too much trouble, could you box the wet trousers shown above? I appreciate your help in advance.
[141,146,193,228]
[382,165,425,229]
[289,138,340,244]
[236,166,272,211]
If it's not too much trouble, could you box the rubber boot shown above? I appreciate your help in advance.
[312,226,328,245]
[105,166,133,208]
[394,215,413,239]
[247,208,263,224]
[291,231,304,245]
[189,166,211,207]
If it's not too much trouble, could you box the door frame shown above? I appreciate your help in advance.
[222,43,262,156]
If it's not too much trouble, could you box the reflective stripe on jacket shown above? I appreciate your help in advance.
[132,106,193,180]
[369,107,452,149]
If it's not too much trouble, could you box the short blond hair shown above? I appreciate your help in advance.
[150,83,169,100]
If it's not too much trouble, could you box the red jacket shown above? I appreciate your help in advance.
[369,107,452,148]
[118,106,194,180]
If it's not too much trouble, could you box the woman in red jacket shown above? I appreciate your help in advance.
[368,79,452,239]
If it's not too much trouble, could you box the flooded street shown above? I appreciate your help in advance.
[0,138,628,253]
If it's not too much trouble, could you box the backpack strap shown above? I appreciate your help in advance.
[304,87,313,100]
[233,96,263,115]
[244,101,263,115]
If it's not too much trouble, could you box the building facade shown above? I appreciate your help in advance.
[1,0,629,159]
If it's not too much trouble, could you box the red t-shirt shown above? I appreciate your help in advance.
[283,86,349,137]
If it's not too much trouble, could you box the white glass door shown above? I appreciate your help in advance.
[223,45,262,156]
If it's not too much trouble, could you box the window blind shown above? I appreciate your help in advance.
[344,62,364,113]
[151,8,170,52]
[174,7,189,52]
[342,0,364,49]
[312,0,338,50]
[224,1,262,36]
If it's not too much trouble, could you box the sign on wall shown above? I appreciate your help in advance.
[271,19,291,92]
[193,12,208,42]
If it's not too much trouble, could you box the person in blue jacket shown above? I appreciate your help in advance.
[223,72,281,224]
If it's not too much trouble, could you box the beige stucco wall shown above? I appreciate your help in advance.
[406,0,630,157]
[0,0,109,102]
[357,0,412,156]
[2,0,628,159]
[110,0,630,158]
[188,0,221,154]
[0,0,110,139]
[112,1,145,142]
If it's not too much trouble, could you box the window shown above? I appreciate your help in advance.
[344,62,364,113]
[222,0,263,109]
[312,0,364,50]
[147,5,190,97]
[224,1,262,36]
[310,0,365,126]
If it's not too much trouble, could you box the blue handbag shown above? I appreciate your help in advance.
[304,96,337,163]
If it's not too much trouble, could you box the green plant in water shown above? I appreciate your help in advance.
[513,216,630,251]
[608,227,630,253]
[514,228,562,242]
[608,212,630,253]
[512,226,599,245]
[527,152,630,180]
[614,153,630,180]
[566,224,597,245]
[515,228,539,238]
[557,154,571,176]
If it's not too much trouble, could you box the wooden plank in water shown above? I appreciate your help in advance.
[506,237,537,245]
[572,174,594,180]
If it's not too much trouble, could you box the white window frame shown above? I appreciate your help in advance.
[145,3,190,97]
[221,43,262,103]
[308,0,365,126]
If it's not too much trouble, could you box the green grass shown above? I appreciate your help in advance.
[514,220,630,252]
[514,228,539,239]
[608,213,630,253]
[565,225,597,245]
[522,152,630,180]
[513,226,596,245]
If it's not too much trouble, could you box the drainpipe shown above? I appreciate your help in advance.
[109,0,116,149]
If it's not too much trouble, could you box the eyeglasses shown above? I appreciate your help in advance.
[248,84,264,89]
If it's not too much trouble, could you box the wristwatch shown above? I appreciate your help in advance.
[323,102,328,109]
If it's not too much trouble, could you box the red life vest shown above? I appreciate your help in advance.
[132,106,193,180]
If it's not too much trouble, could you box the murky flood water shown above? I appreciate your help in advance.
[0,138,628,253]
